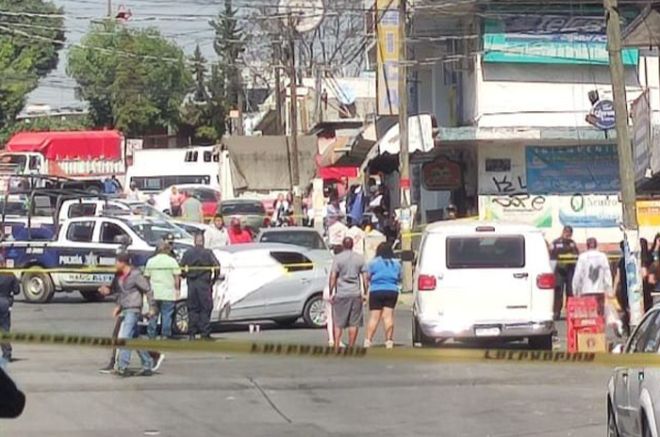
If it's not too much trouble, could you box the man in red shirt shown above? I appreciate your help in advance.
[228,218,253,244]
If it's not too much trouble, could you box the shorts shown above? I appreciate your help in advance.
[332,296,364,328]
[369,291,399,310]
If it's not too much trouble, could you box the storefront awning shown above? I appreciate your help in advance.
[318,166,359,180]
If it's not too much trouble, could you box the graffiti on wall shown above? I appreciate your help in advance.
[479,144,527,195]
[480,194,553,228]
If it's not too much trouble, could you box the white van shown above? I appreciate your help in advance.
[412,221,555,349]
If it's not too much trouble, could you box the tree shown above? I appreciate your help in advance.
[179,45,224,144]
[67,22,191,136]
[210,0,246,110]
[191,45,208,104]
[245,0,366,76]
[0,0,64,132]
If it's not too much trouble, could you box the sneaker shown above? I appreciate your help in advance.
[385,340,394,349]
[113,368,131,378]
[152,353,165,372]
[136,368,153,377]
[363,339,372,348]
[98,363,115,374]
[328,341,335,348]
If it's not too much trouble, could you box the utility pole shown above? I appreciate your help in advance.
[274,42,284,134]
[398,0,413,292]
[237,87,245,136]
[287,14,303,221]
[107,0,112,17]
[604,0,643,325]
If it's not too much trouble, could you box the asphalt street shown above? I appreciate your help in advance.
[1,293,609,437]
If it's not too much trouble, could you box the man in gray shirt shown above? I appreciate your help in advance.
[181,191,204,223]
[329,237,367,350]
[100,252,159,377]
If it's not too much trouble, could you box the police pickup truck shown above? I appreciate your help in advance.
[1,214,193,303]
[1,196,206,241]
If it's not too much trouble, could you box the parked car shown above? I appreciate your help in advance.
[256,227,328,253]
[412,221,555,348]
[608,306,660,437]
[154,184,221,219]
[173,243,331,334]
[218,199,269,233]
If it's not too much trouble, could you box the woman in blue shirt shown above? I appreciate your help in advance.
[364,242,401,349]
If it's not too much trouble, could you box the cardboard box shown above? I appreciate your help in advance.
[577,332,607,352]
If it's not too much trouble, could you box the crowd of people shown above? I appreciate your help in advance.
[550,225,660,337]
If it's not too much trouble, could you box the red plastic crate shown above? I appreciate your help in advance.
[567,297,605,352]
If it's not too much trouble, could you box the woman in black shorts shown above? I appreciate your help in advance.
[364,243,401,349]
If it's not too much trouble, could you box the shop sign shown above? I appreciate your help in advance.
[422,156,461,191]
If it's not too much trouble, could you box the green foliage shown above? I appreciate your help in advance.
[0,0,64,131]
[67,22,191,136]
[210,0,245,109]
[0,115,92,145]
[179,47,226,144]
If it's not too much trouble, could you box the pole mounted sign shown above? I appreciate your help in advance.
[585,99,616,130]
[585,100,615,130]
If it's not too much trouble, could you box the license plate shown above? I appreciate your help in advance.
[475,327,501,337]
[68,273,111,283]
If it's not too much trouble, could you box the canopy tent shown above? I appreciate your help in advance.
[224,135,317,192]
[5,130,123,160]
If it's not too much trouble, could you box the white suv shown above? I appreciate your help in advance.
[412,221,555,349]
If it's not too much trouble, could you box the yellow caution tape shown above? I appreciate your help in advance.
[1,331,659,367]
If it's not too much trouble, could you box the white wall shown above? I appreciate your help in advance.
[420,54,660,128]
[475,56,659,128]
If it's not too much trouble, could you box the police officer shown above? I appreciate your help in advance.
[0,255,20,365]
[550,225,579,320]
[180,233,219,340]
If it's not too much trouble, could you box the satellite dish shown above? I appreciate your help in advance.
[278,0,325,33]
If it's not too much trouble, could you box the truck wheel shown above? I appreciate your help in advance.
[80,291,105,303]
[21,269,55,303]
[172,301,189,335]
[87,186,101,195]
[302,294,326,328]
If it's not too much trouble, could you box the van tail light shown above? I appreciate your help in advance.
[536,273,555,290]
[418,274,437,291]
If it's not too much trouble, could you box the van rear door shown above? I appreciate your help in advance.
[440,233,532,325]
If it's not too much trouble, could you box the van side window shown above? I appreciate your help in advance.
[446,235,525,269]
[203,151,212,162]
[67,221,95,242]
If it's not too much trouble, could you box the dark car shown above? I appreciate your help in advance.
[218,199,269,232]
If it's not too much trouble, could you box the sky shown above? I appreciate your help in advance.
[26,0,244,109]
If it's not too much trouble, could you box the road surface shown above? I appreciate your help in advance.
[2,294,608,437]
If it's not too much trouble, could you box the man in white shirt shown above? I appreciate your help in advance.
[346,224,366,255]
[204,214,230,249]
[572,237,612,313]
